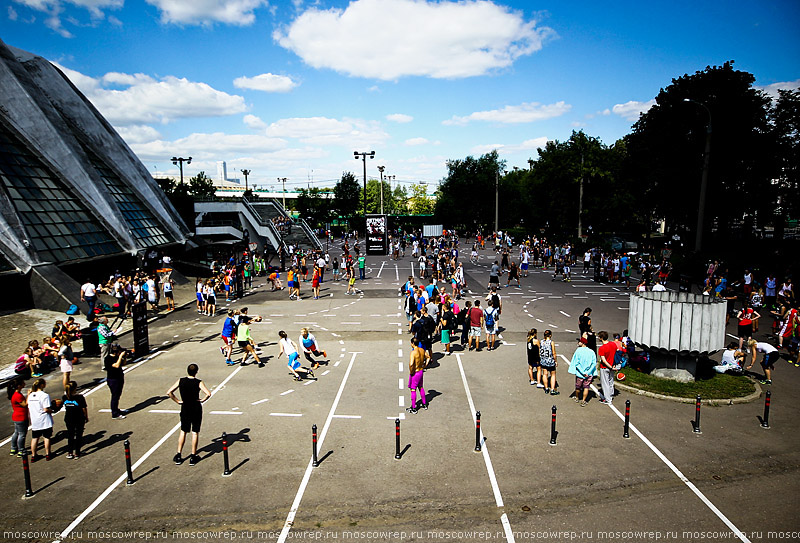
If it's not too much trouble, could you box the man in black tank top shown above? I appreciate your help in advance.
[167,364,211,466]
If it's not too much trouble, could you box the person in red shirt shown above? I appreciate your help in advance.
[597,331,618,404]
[467,300,485,351]
[8,378,28,456]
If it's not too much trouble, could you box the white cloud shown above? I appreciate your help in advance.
[404,137,429,146]
[114,124,162,143]
[611,99,655,121]
[274,0,555,80]
[233,73,299,93]
[145,0,267,25]
[386,113,413,123]
[130,132,288,162]
[243,114,268,130]
[471,136,548,156]
[8,6,18,20]
[13,0,123,36]
[265,116,389,147]
[757,79,800,99]
[54,63,247,125]
[443,101,570,126]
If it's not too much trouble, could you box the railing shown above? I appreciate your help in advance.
[240,198,287,253]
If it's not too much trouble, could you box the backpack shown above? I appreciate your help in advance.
[484,308,495,327]
[491,294,500,309]
[66,304,79,315]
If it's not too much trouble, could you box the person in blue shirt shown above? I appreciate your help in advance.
[569,336,598,407]
[220,310,238,365]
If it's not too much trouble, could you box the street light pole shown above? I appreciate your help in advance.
[578,149,584,238]
[385,175,395,214]
[354,151,375,216]
[495,168,499,234]
[171,156,192,184]
[683,99,712,253]
[377,165,385,215]
[277,177,287,211]
[241,169,251,192]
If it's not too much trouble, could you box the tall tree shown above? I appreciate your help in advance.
[408,183,435,215]
[189,171,215,199]
[333,171,360,220]
[296,187,332,227]
[770,89,800,238]
[435,150,505,229]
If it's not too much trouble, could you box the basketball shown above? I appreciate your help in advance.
[617,372,626,381]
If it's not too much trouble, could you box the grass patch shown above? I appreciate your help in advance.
[618,368,756,399]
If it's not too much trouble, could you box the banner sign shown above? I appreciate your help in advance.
[366,214,388,255]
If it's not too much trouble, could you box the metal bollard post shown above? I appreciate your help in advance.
[761,391,771,429]
[623,400,631,439]
[549,406,558,446]
[312,425,319,467]
[21,449,33,499]
[474,411,482,452]
[693,395,702,434]
[395,419,401,460]
[124,440,134,485]
[222,432,231,477]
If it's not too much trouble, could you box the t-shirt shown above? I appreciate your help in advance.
[468,307,483,327]
[222,317,236,338]
[358,256,366,269]
[11,390,27,423]
[598,342,618,369]
[280,337,297,356]
[756,342,777,355]
[490,264,500,277]
[179,377,202,412]
[27,390,53,431]
[738,309,754,326]
[81,283,96,297]
[104,353,125,380]
[301,334,317,351]
[62,393,87,425]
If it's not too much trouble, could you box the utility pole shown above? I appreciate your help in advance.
[495,168,499,234]
[171,156,192,184]
[377,165,385,215]
[241,169,251,192]
[277,177,287,211]
[578,150,584,239]
[354,151,375,216]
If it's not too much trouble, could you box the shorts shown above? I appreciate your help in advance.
[441,329,451,345]
[489,276,499,284]
[222,335,232,346]
[738,323,753,338]
[406,312,414,322]
[408,369,424,389]
[575,376,594,389]
[349,277,356,286]
[486,324,497,335]
[287,352,301,370]
[761,351,779,369]
[196,293,203,302]
[180,407,202,433]
[521,263,529,270]
[238,340,250,349]
[207,296,216,305]
[31,427,53,439]
[527,358,540,368]
[60,358,73,373]
[165,291,173,299]
[469,326,481,337]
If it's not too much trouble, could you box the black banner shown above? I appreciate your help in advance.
[132,301,149,357]
[366,214,388,255]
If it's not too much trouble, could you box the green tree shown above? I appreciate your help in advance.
[189,171,215,198]
[625,61,773,245]
[408,183,435,215]
[770,89,800,237]
[333,171,360,219]
[296,187,332,227]
[435,150,505,229]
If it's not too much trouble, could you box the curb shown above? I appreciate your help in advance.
[615,379,763,406]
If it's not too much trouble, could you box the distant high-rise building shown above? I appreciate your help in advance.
[216,161,227,183]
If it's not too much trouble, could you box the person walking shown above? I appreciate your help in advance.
[221,309,238,366]
[59,337,75,390]
[569,337,597,407]
[27,378,56,461]
[8,378,28,457]
[539,330,558,394]
[104,344,128,419]
[526,329,542,387]
[358,253,366,280]
[237,316,263,367]
[62,380,88,458]
[406,338,428,414]
[168,364,211,466]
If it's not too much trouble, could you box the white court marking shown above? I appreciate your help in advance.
[209,411,243,415]
[280,389,294,396]
[332,415,361,419]
[270,413,303,417]
[251,398,269,405]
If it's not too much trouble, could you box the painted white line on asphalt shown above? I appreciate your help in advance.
[281,389,294,396]
[278,353,358,543]
[536,318,543,323]
[399,378,404,389]
[395,264,399,281]
[303,381,315,386]
[399,395,404,407]
[339,340,345,344]
[398,362,403,372]
[322,370,330,376]
[210,411,243,415]
[340,322,361,325]
[398,339,403,345]
[377,261,386,278]
[565,329,577,333]
[334,361,341,367]
[57,363,244,542]
[618,307,629,310]
[148,409,180,414]
[591,384,751,543]
[270,413,303,417]
[332,415,361,419]
[398,329,403,335]
[726,333,739,340]
[251,398,269,405]
[559,311,571,318]
[456,354,514,543]
[341,347,346,352]
[548,324,559,328]
[398,349,403,357]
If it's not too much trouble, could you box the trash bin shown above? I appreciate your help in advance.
[679,274,692,293]
[81,325,99,356]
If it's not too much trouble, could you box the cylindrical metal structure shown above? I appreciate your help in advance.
[549,406,557,445]
[222,432,231,477]
[124,440,134,485]
[693,395,702,434]
[21,449,33,498]
[312,424,319,467]
[474,411,482,452]
[394,419,401,460]
[623,399,631,439]
[761,391,771,429]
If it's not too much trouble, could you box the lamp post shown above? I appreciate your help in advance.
[277,177,288,211]
[578,148,584,239]
[377,166,386,215]
[171,156,192,184]
[683,98,712,253]
[241,169,251,192]
[354,151,375,216]
[385,175,395,214]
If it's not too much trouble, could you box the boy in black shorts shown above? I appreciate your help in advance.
[167,364,211,466]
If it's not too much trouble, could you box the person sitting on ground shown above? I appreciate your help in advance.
[713,342,745,374]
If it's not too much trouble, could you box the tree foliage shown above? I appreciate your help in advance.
[296,187,333,227]
[333,171,360,219]
[408,183,435,215]
[435,150,504,229]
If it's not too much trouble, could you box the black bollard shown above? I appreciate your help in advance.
[549,405,558,446]
[124,440,134,485]
[312,425,319,467]
[693,395,702,434]
[222,432,231,477]
[395,419,401,460]
[474,411,482,452]
[21,449,33,499]
[623,400,631,439]
[761,391,771,429]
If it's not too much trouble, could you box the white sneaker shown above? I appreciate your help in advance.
[530,380,535,385]
[536,383,545,389]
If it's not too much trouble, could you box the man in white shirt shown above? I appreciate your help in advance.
[652,280,667,292]
[80,279,97,320]
[316,255,326,282]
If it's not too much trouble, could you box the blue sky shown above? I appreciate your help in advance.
[2,0,799,192]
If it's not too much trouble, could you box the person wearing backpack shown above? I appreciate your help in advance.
[484,303,499,350]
